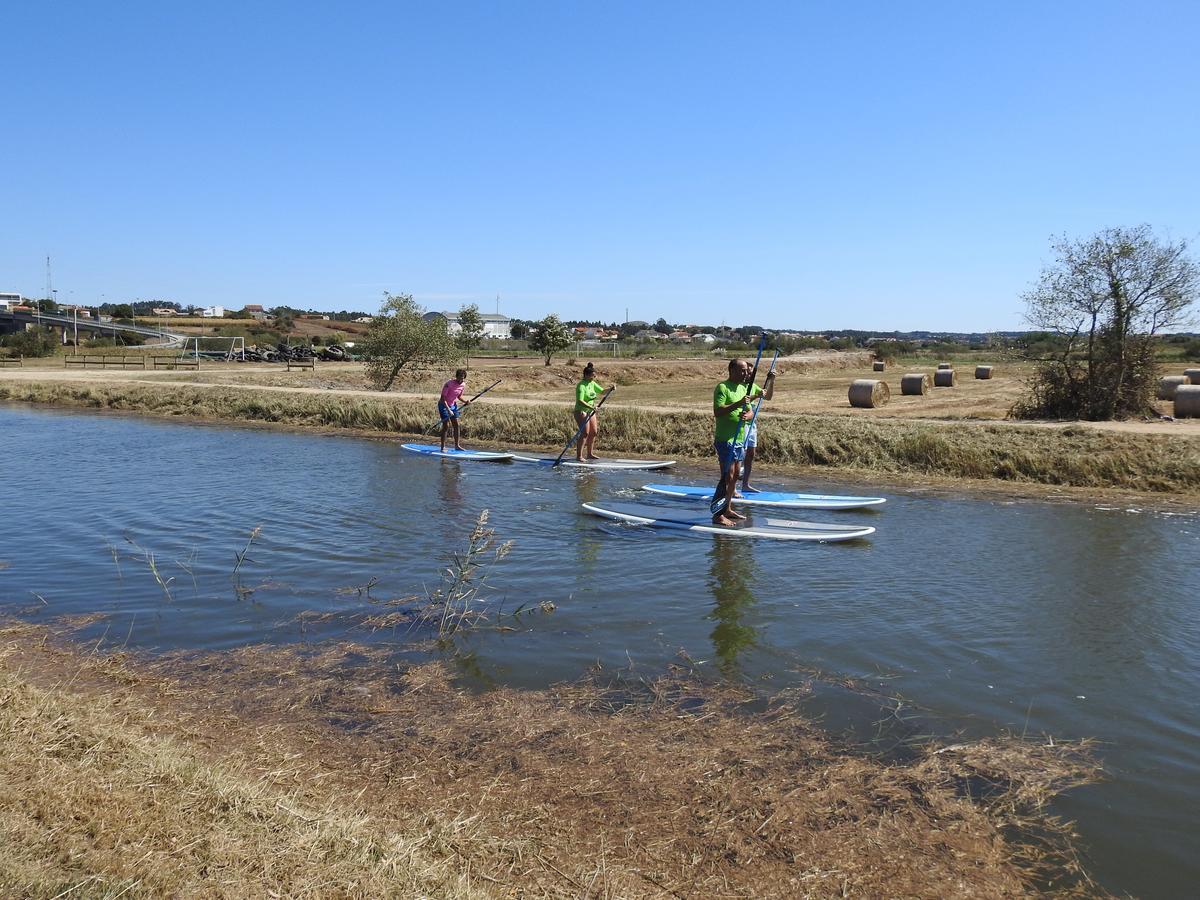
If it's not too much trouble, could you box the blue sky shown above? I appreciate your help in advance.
[3,1,1197,331]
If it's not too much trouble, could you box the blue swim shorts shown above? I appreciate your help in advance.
[715,438,745,474]
[438,399,459,422]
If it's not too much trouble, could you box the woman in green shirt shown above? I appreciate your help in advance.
[574,362,605,461]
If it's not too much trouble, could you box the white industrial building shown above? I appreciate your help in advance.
[423,310,512,340]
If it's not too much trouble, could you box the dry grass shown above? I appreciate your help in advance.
[4,379,1200,495]
[0,620,1104,897]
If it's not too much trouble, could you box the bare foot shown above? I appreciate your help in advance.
[712,515,738,527]
[454,445,465,451]
[586,454,602,460]
[742,484,762,494]
[728,509,747,521]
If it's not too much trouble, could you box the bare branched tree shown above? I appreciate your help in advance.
[1015,226,1198,420]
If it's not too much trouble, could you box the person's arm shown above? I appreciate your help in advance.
[762,372,775,401]
[714,384,738,417]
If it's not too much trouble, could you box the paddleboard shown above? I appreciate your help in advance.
[511,454,676,471]
[582,502,875,542]
[401,443,514,461]
[641,483,886,510]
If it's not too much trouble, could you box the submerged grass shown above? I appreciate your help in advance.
[4,379,1199,493]
[1,620,1105,897]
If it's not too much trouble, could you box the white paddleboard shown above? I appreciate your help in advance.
[582,502,875,542]
[401,443,514,461]
[511,454,676,471]
[641,483,886,510]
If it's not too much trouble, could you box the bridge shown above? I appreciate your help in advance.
[0,310,185,347]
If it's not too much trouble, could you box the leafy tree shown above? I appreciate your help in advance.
[109,303,134,319]
[456,303,485,363]
[362,293,455,390]
[1015,226,1198,420]
[653,317,672,335]
[1,327,57,357]
[528,314,572,366]
[271,306,296,331]
[510,321,528,340]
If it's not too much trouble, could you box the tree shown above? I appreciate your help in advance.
[455,303,485,363]
[510,321,528,340]
[362,293,455,391]
[528,314,572,366]
[1015,226,1198,420]
[271,306,296,331]
[653,317,672,335]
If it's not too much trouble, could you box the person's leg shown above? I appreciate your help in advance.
[439,402,450,451]
[451,416,462,450]
[713,442,740,525]
[585,416,600,459]
[575,412,587,461]
[741,446,755,491]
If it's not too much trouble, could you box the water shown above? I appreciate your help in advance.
[2,403,1197,897]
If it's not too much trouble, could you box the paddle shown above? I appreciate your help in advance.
[423,379,502,435]
[553,385,614,467]
[739,349,779,445]
[711,334,768,517]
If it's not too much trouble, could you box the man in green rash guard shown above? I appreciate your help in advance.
[573,362,606,462]
[712,358,763,526]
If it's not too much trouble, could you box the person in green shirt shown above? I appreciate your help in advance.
[573,362,606,462]
[712,358,763,525]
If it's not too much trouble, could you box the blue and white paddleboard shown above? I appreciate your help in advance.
[510,454,676,471]
[401,443,515,461]
[582,502,875,542]
[641,484,886,510]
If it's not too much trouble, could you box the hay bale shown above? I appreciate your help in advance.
[1158,376,1188,400]
[975,365,994,380]
[934,368,957,388]
[937,363,953,370]
[1175,385,1200,418]
[848,379,889,408]
[1185,368,1200,384]
[872,360,886,372]
[900,373,930,395]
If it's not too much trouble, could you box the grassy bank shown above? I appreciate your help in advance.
[1,620,1101,896]
[4,379,1199,493]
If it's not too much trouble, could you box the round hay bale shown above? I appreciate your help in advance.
[975,365,994,380]
[872,360,886,372]
[1175,385,1200,418]
[937,362,953,370]
[1185,368,1200,384]
[1158,376,1188,400]
[933,368,957,388]
[848,379,889,408]
[901,373,930,395]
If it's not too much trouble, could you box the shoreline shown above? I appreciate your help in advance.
[0,618,1101,896]
[4,377,1200,507]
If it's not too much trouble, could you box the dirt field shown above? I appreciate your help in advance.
[7,353,1198,437]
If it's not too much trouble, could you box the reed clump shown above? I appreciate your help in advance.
[1,621,1103,897]
[4,380,1199,493]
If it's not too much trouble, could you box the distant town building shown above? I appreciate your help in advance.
[60,305,92,318]
[244,304,267,321]
[199,306,226,318]
[354,316,374,324]
[692,333,717,345]
[300,313,330,321]
[151,307,177,316]
[0,293,25,311]
[423,310,512,340]
[668,331,693,343]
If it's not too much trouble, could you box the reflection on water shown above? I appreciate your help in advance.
[706,538,758,676]
[2,403,1198,899]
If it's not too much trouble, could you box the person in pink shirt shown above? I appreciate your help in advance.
[438,368,471,451]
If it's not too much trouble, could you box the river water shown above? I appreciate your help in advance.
[1,403,1197,897]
